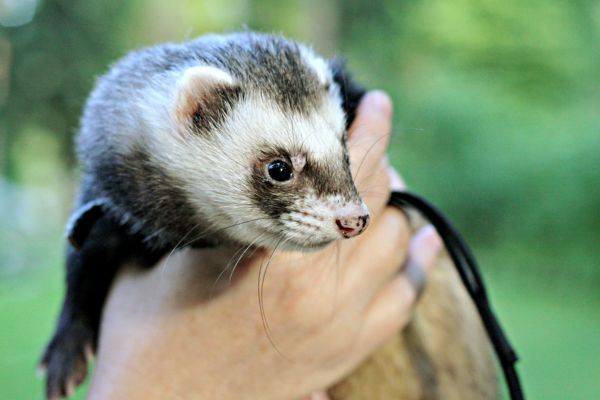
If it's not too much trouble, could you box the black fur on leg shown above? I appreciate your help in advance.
[40,215,166,399]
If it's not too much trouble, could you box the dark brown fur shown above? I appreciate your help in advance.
[330,254,499,399]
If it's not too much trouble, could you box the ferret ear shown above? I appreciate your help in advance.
[66,199,109,249]
[329,58,366,129]
[174,65,241,132]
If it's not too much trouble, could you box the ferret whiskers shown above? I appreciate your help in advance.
[229,243,261,285]
[209,233,266,298]
[351,133,390,182]
[180,216,275,249]
[334,240,341,310]
[158,222,201,276]
[258,235,291,360]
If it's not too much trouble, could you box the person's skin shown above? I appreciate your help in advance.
[86,92,442,400]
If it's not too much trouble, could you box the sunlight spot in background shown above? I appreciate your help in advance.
[0,0,38,27]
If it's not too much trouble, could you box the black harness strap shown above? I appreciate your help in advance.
[389,191,525,400]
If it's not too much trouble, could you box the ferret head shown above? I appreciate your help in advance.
[141,35,369,251]
[82,34,369,251]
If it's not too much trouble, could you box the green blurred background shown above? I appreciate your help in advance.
[1,0,599,398]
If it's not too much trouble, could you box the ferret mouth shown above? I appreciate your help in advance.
[254,220,339,252]
[297,239,335,250]
[275,235,336,252]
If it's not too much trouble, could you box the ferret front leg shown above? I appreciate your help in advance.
[39,217,153,399]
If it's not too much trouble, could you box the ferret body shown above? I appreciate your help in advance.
[41,32,498,399]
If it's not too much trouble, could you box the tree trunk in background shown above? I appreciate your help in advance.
[0,36,10,177]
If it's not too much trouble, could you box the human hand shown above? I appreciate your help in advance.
[87,92,442,400]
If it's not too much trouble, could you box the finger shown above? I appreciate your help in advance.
[358,163,407,223]
[342,205,410,297]
[357,158,391,224]
[348,91,392,191]
[407,225,442,276]
[359,225,442,349]
[388,167,406,192]
[305,391,330,400]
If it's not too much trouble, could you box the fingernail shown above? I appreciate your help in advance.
[388,167,406,191]
[363,90,392,118]
[410,225,443,270]
[420,225,443,255]
[308,392,330,400]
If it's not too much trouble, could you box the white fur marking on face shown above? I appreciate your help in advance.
[300,47,332,87]
[280,193,369,247]
[291,154,306,171]
[145,86,348,249]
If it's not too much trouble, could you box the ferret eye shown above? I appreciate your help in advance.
[267,160,293,182]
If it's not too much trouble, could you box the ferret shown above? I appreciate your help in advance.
[41,32,499,399]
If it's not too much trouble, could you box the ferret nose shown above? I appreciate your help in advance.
[335,214,370,238]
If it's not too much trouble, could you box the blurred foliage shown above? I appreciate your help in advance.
[2,0,135,172]
[1,0,599,399]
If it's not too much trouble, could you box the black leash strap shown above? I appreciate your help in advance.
[389,191,525,400]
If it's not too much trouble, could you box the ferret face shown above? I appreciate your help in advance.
[145,41,370,251]
[233,94,370,251]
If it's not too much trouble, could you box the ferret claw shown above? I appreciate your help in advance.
[40,322,94,399]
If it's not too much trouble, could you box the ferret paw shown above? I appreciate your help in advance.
[39,323,94,399]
